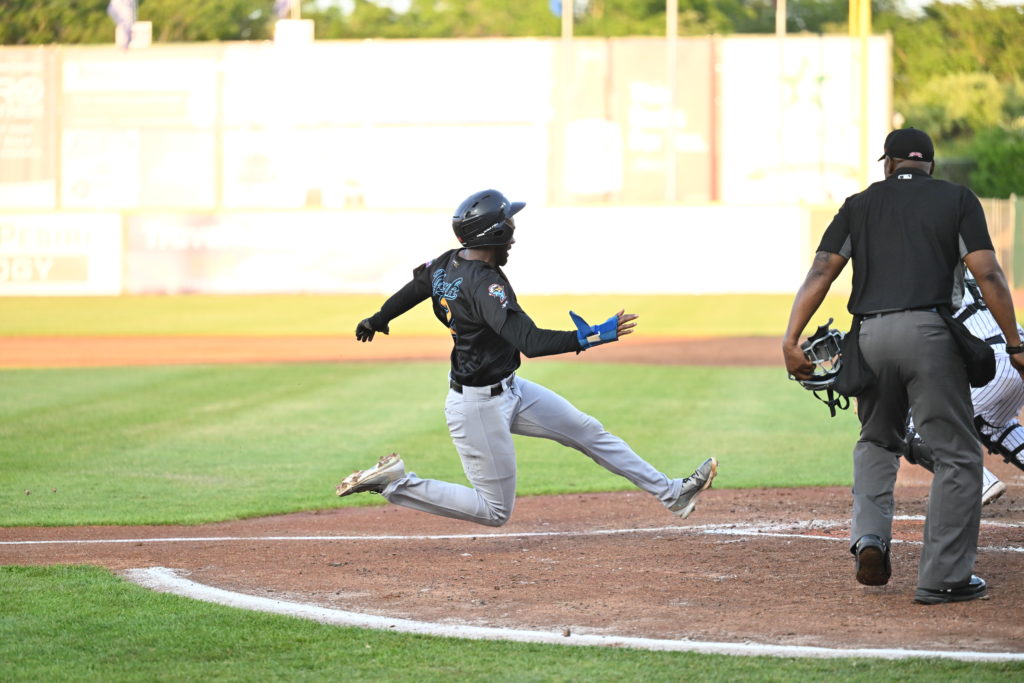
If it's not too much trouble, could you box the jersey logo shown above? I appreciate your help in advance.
[898,173,913,180]
[431,269,463,300]
[488,283,508,308]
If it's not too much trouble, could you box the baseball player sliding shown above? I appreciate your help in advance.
[336,189,717,525]
[905,268,1024,504]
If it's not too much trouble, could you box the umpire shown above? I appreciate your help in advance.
[783,127,1024,604]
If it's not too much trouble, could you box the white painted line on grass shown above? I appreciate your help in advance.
[122,566,1024,662]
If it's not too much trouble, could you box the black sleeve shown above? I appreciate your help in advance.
[498,310,581,358]
[366,270,431,331]
[817,198,851,255]
[959,187,993,254]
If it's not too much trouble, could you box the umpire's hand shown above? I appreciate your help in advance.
[783,339,814,380]
[355,318,389,343]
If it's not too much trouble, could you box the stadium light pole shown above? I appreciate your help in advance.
[665,0,678,203]
[557,1,573,204]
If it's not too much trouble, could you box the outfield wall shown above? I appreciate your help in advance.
[0,36,891,211]
[0,205,841,296]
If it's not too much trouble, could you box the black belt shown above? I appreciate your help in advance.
[983,334,1005,346]
[862,306,938,319]
[450,379,507,397]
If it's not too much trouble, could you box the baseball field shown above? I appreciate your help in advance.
[2,294,1022,680]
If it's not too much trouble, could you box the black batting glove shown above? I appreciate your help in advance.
[355,318,389,342]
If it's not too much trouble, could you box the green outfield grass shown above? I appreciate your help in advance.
[0,293,857,337]
[1,362,856,526]
[2,566,1019,682]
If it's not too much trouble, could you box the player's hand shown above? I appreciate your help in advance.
[1009,350,1024,379]
[783,339,814,380]
[355,318,388,343]
[615,310,638,337]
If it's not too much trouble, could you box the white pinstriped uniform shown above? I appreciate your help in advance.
[956,275,1024,466]
[908,271,1024,489]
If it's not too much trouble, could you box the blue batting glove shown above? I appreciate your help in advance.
[569,310,619,350]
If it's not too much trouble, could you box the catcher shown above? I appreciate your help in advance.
[336,189,718,526]
[905,269,1024,505]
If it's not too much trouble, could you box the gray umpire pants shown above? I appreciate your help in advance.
[853,310,982,590]
[381,374,683,526]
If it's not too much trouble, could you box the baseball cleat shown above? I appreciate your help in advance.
[668,457,717,519]
[982,479,1007,506]
[335,453,405,497]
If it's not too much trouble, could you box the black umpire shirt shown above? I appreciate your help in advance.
[367,248,579,387]
[818,167,993,315]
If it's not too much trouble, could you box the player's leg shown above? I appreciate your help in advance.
[904,423,1004,504]
[979,422,1024,473]
[342,381,520,526]
[508,376,714,515]
[973,354,1024,474]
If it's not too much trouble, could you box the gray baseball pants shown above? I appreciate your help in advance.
[853,310,982,590]
[381,374,684,526]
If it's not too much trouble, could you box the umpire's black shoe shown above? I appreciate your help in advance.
[853,534,891,586]
[914,575,987,605]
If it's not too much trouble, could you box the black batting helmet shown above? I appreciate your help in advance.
[452,189,525,249]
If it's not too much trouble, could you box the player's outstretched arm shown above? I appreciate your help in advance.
[355,318,389,342]
[615,310,639,337]
[570,309,638,349]
[355,275,431,343]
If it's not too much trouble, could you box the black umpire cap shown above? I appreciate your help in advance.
[878,127,934,162]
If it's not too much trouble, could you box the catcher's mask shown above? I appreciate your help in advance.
[791,318,850,417]
[452,189,525,249]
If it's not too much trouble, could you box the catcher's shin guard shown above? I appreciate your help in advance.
[974,417,1024,472]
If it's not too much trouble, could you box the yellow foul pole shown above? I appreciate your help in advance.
[850,0,871,186]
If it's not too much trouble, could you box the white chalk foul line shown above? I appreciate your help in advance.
[5,519,1023,553]
[0,525,687,545]
[8,518,1024,557]
[123,567,1024,662]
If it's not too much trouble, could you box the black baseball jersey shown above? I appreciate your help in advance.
[818,167,993,315]
[367,248,578,387]
[420,249,523,385]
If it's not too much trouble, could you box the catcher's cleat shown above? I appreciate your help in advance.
[668,457,717,519]
[853,534,891,586]
[982,479,1007,506]
[335,453,405,497]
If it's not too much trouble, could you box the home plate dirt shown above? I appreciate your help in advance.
[2,335,1022,656]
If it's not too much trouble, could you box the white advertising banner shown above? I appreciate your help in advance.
[124,211,444,294]
[124,207,813,295]
[0,212,123,295]
[0,48,58,209]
